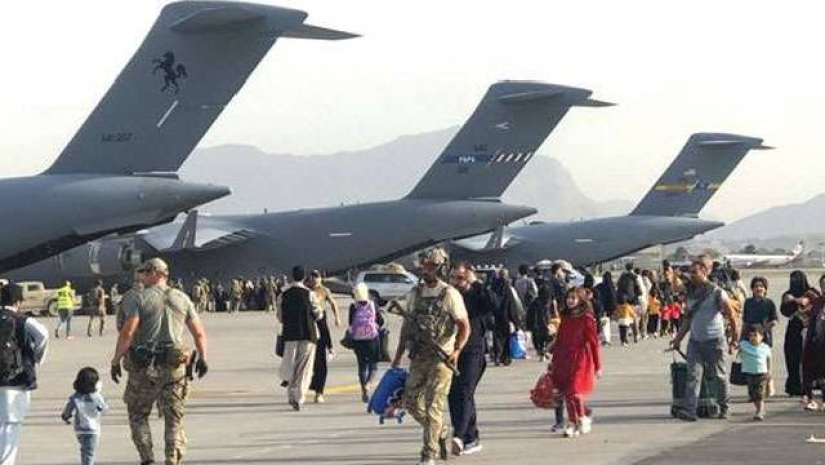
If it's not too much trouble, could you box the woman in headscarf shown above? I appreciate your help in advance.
[802,274,825,410]
[781,270,819,398]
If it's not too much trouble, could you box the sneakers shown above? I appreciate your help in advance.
[288,399,301,411]
[550,423,566,434]
[753,414,765,421]
[417,459,435,465]
[717,408,730,420]
[579,416,593,435]
[314,394,326,404]
[461,441,483,456]
[450,438,464,456]
[805,401,820,411]
[563,426,580,438]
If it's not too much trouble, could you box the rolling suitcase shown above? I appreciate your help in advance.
[669,349,721,418]
[368,367,408,424]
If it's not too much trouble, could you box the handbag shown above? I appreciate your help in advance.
[275,334,285,358]
[340,330,356,350]
[729,354,747,386]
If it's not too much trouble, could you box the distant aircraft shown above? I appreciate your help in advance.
[0,1,355,274]
[451,133,771,268]
[7,81,611,287]
[723,241,804,268]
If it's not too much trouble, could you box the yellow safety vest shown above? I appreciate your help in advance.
[57,286,74,310]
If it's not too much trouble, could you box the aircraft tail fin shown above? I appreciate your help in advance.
[46,1,356,175]
[630,133,771,217]
[406,81,612,200]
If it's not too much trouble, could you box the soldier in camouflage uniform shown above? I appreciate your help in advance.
[392,248,471,465]
[110,258,209,465]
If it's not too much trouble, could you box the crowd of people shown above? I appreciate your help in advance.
[7,249,825,464]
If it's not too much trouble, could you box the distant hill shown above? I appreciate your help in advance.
[709,193,825,242]
[180,127,631,222]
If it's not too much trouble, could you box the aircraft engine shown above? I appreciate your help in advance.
[55,239,142,278]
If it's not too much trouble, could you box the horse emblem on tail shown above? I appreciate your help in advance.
[152,51,188,94]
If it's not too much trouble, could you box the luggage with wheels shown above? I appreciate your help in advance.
[368,367,408,424]
[669,349,721,418]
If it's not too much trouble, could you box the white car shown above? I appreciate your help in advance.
[354,270,419,303]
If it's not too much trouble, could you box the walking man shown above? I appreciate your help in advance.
[87,280,107,337]
[110,258,208,465]
[0,284,49,465]
[277,266,322,411]
[669,256,739,421]
[54,281,75,339]
[391,248,470,465]
[448,262,494,457]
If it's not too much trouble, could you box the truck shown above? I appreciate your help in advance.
[17,281,81,317]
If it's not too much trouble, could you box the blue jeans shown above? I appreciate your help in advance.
[77,434,98,465]
[684,338,730,416]
[56,309,72,337]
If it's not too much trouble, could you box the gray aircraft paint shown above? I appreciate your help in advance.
[453,133,768,268]
[8,81,607,287]
[0,2,354,273]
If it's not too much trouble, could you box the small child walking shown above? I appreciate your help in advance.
[740,325,772,421]
[62,367,108,465]
[615,298,636,346]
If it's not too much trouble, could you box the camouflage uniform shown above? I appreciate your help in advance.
[123,285,198,465]
[402,281,466,461]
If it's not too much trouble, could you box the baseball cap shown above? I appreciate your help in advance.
[137,258,170,275]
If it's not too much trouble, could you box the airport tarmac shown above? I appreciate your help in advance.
[20,269,825,464]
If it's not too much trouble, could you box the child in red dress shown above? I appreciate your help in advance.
[550,287,602,438]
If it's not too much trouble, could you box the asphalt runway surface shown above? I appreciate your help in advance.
[20,269,825,464]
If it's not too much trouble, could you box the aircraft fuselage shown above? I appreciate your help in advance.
[0,175,229,273]
[453,215,724,268]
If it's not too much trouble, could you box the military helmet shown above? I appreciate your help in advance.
[419,247,449,267]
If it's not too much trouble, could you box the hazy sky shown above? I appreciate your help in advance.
[0,1,822,222]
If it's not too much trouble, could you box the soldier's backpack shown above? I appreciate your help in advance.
[0,309,24,385]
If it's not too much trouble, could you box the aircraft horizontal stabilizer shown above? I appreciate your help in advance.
[697,139,773,150]
[140,213,256,252]
[281,24,360,40]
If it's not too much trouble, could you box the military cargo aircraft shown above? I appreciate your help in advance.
[8,81,610,286]
[452,133,771,267]
[0,1,355,273]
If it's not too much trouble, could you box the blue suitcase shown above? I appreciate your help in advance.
[368,367,408,424]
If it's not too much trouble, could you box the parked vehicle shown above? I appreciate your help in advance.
[17,281,81,317]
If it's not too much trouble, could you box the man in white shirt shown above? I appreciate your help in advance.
[0,284,49,464]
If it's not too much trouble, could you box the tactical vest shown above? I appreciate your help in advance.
[405,285,456,360]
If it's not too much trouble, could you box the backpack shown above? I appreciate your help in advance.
[0,309,24,385]
[351,301,378,341]
[530,371,558,409]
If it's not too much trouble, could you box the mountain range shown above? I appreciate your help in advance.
[707,193,825,243]
[181,127,633,222]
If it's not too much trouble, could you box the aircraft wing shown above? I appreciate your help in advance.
[452,227,520,252]
[139,211,258,252]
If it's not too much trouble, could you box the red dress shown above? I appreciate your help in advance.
[551,312,602,395]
